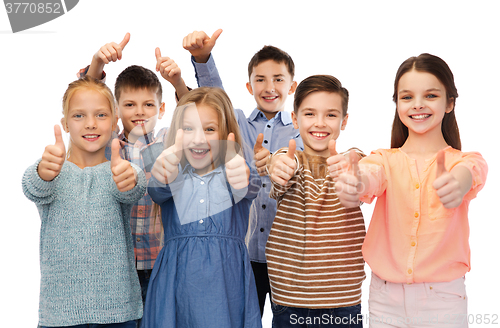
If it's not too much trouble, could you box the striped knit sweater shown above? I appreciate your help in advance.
[266,149,366,309]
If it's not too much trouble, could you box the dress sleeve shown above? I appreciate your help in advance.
[147,165,185,205]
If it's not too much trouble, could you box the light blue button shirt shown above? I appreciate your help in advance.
[192,55,304,262]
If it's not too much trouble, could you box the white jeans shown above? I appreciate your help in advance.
[368,273,468,327]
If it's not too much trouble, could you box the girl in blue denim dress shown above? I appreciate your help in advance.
[142,87,262,328]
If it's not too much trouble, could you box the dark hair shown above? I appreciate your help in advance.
[293,75,349,116]
[114,65,163,103]
[391,53,461,150]
[247,45,295,79]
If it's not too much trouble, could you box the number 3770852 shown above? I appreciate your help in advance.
[5,2,62,14]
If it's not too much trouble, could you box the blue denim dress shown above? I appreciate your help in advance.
[142,164,262,328]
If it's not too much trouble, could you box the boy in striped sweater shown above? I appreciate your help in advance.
[266,75,365,327]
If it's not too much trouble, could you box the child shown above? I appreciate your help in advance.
[23,76,146,327]
[183,29,303,317]
[81,33,190,311]
[337,53,488,327]
[266,75,365,327]
[141,87,262,328]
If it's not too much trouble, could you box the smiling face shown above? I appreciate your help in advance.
[63,88,116,163]
[182,104,221,176]
[246,60,297,120]
[397,70,454,140]
[292,91,348,157]
[117,87,165,142]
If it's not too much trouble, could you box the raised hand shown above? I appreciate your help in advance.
[268,139,297,186]
[111,139,137,192]
[38,125,66,181]
[336,150,362,208]
[182,29,223,63]
[226,133,250,189]
[155,48,182,86]
[94,33,130,65]
[151,129,183,184]
[326,139,349,181]
[432,150,464,209]
[254,133,270,176]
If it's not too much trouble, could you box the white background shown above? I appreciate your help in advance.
[1,1,498,326]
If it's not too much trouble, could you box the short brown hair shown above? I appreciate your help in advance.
[293,75,349,116]
[248,45,295,79]
[114,65,163,103]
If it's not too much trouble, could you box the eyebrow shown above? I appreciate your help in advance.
[398,87,442,94]
[254,74,286,78]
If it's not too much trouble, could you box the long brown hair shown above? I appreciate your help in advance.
[391,53,461,150]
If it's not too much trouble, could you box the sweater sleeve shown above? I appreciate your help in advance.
[22,159,58,205]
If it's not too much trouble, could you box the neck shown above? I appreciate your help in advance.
[68,149,108,169]
[400,129,449,158]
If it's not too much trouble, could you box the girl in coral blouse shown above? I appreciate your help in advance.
[337,53,487,328]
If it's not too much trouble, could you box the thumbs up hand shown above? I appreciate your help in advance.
[183,29,223,63]
[268,139,297,186]
[94,33,130,65]
[151,129,183,185]
[225,133,250,189]
[254,133,270,176]
[326,139,349,181]
[155,48,183,87]
[38,125,66,181]
[432,150,464,209]
[336,150,363,208]
[111,139,137,192]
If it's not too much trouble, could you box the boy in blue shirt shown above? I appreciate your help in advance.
[183,29,303,317]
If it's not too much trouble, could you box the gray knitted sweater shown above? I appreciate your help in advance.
[22,160,146,326]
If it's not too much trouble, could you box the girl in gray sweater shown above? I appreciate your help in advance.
[23,77,146,328]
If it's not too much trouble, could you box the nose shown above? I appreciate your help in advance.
[265,80,275,93]
[314,116,326,127]
[136,105,145,116]
[85,116,97,129]
[413,97,425,110]
[192,128,207,145]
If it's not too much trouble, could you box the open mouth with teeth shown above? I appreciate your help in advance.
[132,119,148,126]
[189,148,210,159]
[410,114,431,120]
[83,134,100,141]
[262,96,279,102]
[310,132,330,139]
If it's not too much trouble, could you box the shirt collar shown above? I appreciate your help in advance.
[118,130,156,146]
[249,108,293,125]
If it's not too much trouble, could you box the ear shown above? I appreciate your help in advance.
[288,80,298,95]
[112,115,119,131]
[158,102,166,120]
[291,111,299,129]
[445,97,455,113]
[246,82,254,95]
[60,118,69,133]
[341,113,349,131]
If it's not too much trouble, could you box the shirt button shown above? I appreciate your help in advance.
[411,241,416,247]
[138,209,143,215]
[260,228,265,232]
[199,219,204,224]
[408,269,413,274]
[200,181,205,185]
[262,183,266,188]
[264,140,268,144]
[415,183,420,189]
[414,212,419,218]
[262,204,266,209]
[200,199,205,203]
[267,125,271,128]
[137,238,141,242]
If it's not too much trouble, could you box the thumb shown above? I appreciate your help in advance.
[174,128,184,154]
[209,29,223,43]
[349,149,360,179]
[226,132,236,160]
[111,138,122,168]
[119,32,130,49]
[54,124,65,152]
[254,133,264,154]
[329,139,337,156]
[436,150,446,177]
[155,47,161,60]
[286,139,296,160]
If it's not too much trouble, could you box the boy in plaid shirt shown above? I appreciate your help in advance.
[80,33,190,318]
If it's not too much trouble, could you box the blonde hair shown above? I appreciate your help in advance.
[61,76,116,158]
